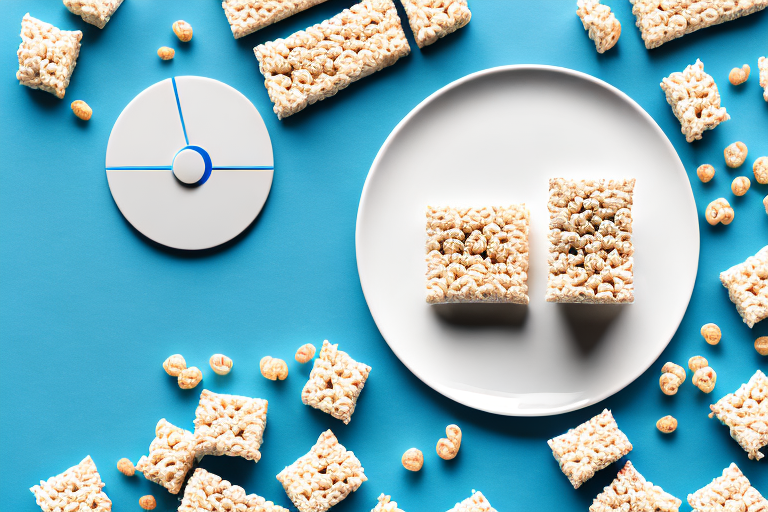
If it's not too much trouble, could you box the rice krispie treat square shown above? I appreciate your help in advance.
[688,463,767,512]
[709,369,768,461]
[426,205,529,304]
[720,246,768,328]
[547,179,634,304]
[63,0,124,29]
[759,56,768,102]
[276,430,367,512]
[400,0,471,48]
[179,468,288,512]
[548,409,633,489]
[373,494,405,512]
[193,389,268,462]
[222,0,329,39]
[16,14,82,99]
[136,419,196,494]
[590,461,682,512]
[446,491,497,512]
[576,0,621,54]
[660,59,729,143]
[302,340,371,424]
[31,456,111,512]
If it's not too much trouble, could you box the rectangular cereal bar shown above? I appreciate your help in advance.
[179,468,288,512]
[576,0,621,54]
[590,461,681,512]
[276,430,367,512]
[630,0,768,49]
[688,463,767,512]
[63,0,124,29]
[446,491,497,512]
[720,245,768,328]
[253,0,410,119]
[302,340,371,424]
[426,205,529,304]
[222,0,329,39]
[400,0,471,48]
[547,409,633,489]
[709,369,768,461]
[193,389,268,462]
[547,179,634,303]
[31,456,111,512]
[136,419,196,494]
[16,14,82,99]
[373,494,405,512]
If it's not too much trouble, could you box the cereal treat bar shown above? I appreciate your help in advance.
[630,0,768,49]
[720,245,768,328]
[16,14,82,99]
[400,0,471,49]
[446,491,497,512]
[660,59,729,143]
[688,463,767,512]
[709,369,768,461]
[253,0,410,120]
[546,179,634,304]
[373,494,405,512]
[193,389,268,462]
[547,409,633,489]
[302,340,371,424]
[576,0,621,54]
[759,56,768,102]
[276,430,367,512]
[31,456,111,512]
[63,0,124,29]
[179,468,288,512]
[136,419,196,494]
[426,206,530,304]
[590,461,682,512]
[222,0,329,39]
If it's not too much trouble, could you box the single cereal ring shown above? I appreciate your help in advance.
[139,495,156,510]
[753,156,768,184]
[401,448,423,471]
[173,20,193,42]
[116,458,134,476]
[659,373,681,395]
[656,415,677,433]
[295,343,316,363]
[158,46,175,60]
[688,355,709,372]
[705,198,734,226]
[178,366,202,389]
[209,354,233,375]
[436,424,461,460]
[728,64,750,85]
[260,356,288,380]
[661,362,686,384]
[755,336,768,356]
[731,176,750,196]
[163,354,186,376]
[724,142,748,168]
[696,164,715,183]
[700,323,721,345]
[71,100,92,120]
[693,366,716,393]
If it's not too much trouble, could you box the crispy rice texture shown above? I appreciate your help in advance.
[576,0,621,53]
[446,491,497,512]
[590,461,682,512]
[135,419,196,494]
[179,468,288,512]
[372,493,406,512]
[63,0,124,29]
[222,0,329,39]
[720,246,768,328]
[688,463,768,512]
[400,0,471,48]
[31,456,111,512]
[709,369,768,461]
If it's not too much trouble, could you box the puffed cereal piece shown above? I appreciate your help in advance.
[172,20,193,42]
[697,164,715,183]
[71,100,91,120]
[158,46,175,60]
[662,362,686,384]
[720,245,768,328]
[135,419,195,494]
[709,369,768,461]
[756,336,768,356]
[372,494,406,512]
[576,0,621,54]
[426,205,530,304]
[436,424,461,460]
[116,458,134,477]
[209,354,233,375]
[629,0,768,49]
[729,64,750,85]
[547,409,632,489]
[753,156,768,185]
[693,366,717,393]
[178,366,202,389]
[705,198,734,226]
[660,59,729,143]
[17,14,82,99]
[31,456,111,512]
[295,343,316,363]
[139,496,156,510]
[725,142,748,168]
[731,176,751,196]
[446,491,497,512]
[760,56,768,102]
[222,0,329,39]
[700,323,721,345]
[688,355,708,372]
[660,372,681,395]
[276,430,367,512]
[253,0,411,120]
[260,356,288,380]
[688,463,767,512]
[590,461,681,512]
[547,179,634,304]
[656,416,677,434]
[193,389,268,462]
[179,468,288,512]
[163,354,186,376]
[401,448,423,471]
[302,340,371,424]
[400,0,471,49]
[63,0,124,29]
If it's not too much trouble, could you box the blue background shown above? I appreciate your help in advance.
[1,1,767,511]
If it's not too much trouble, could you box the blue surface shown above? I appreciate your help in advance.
[1,1,767,511]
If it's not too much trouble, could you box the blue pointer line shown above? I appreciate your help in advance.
[106,166,173,170]
[171,77,189,145]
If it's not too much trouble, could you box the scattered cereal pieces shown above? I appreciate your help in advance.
[688,463,767,511]
[302,340,371,424]
[705,198,734,226]
[172,20,193,42]
[401,448,423,471]
[728,64,750,85]
[135,419,195,494]
[276,430,366,512]
[157,46,174,60]
[436,424,461,460]
[260,356,288,381]
[547,409,632,489]
[17,14,82,99]
[139,495,156,511]
[30,456,111,512]
[576,0,621,54]
[426,205,530,304]
[700,323,721,345]
[547,179,635,303]
[753,156,768,185]
[401,0,471,49]
[446,491,497,512]
[720,245,768,328]
[661,362,686,384]
[660,372,681,395]
[372,493,405,512]
[71,100,91,120]
[724,141,748,168]
[589,460,681,512]
[688,355,708,372]
[756,336,768,356]
[163,354,186,376]
[116,458,134,477]
[731,176,751,196]
[209,354,232,375]
[178,366,202,389]
[179,468,288,512]
[760,56,768,102]
[693,366,717,393]
[63,0,124,29]
[656,416,677,434]
[222,0,329,39]
[696,164,715,183]
[709,369,768,460]
[660,59,729,143]
[295,343,316,363]
[193,389,267,462]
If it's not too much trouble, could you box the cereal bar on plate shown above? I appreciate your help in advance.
[31,456,111,512]
[709,369,768,461]
[590,461,681,512]
[136,419,196,494]
[179,468,287,512]
[400,0,471,48]
[63,0,124,29]
[446,491,497,512]
[688,463,767,512]
[222,0,329,39]
[720,246,768,328]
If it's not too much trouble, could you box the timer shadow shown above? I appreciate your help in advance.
[431,302,529,328]
[556,303,626,356]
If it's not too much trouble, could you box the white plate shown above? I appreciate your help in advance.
[356,65,699,416]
